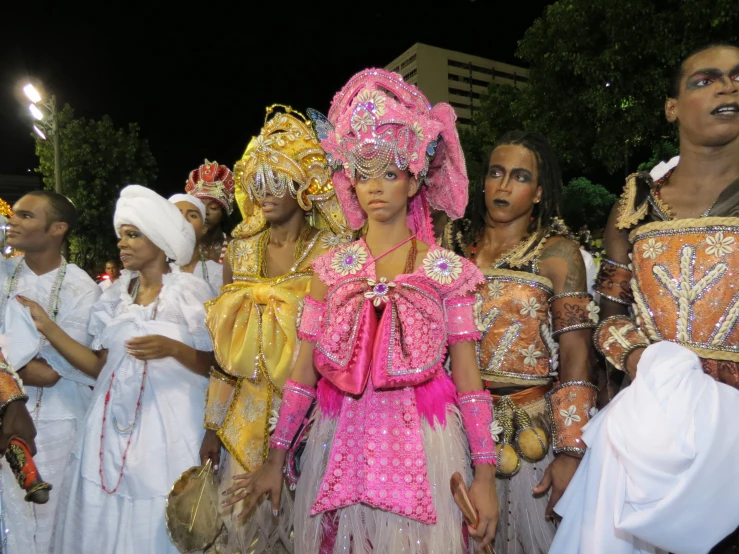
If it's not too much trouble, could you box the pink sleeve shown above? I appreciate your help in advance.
[445,294,481,345]
[298,296,325,343]
[310,250,337,288]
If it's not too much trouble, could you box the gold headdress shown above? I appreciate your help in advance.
[232,105,348,238]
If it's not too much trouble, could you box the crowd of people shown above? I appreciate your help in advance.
[0,42,737,554]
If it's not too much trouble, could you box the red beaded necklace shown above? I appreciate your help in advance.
[99,279,160,494]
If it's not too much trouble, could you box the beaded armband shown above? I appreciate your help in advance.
[594,315,650,372]
[458,390,497,466]
[594,258,634,306]
[549,292,598,338]
[297,296,325,343]
[0,353,28,417]
[269,379,316,450]
[547,381,598,456]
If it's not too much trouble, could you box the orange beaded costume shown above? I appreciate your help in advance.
[595,170,739,389]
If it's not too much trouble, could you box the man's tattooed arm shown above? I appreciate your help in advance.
[538,237,588,293]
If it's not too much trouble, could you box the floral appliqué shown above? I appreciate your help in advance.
[487,279,504,300]
[331,243,368,276]
[268,408,279,434]
[321,232,352,250]
[559,405,581,427]
[520,298,541,318]
[586,301,600,324]
[356,90,387,117]
[490,420,503,443]
[364,277,396,306]
[520,344,543,366]
[642,238,665,260]
[422,250,463,285]
[706,232,735,258]
[351,109,374,134]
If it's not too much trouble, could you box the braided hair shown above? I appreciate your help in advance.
[460,130,563,248]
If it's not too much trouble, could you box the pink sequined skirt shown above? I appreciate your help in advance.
[294,407,474,554]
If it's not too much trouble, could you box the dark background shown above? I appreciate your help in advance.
[0,0,551,196]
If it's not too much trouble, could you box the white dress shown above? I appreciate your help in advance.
[191,259,223,296]
[50,267,214,554]
[0,257,100,554]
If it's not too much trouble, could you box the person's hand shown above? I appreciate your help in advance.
[625,347,646,380]
[467,465,498,552]
[0,400,37,456]
[15,296,52,334]
[222,451,285,520]
[200,429,222,470]
[125,335,179,361]
[533,454,581,518]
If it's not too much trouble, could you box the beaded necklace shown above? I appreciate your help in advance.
[98,276,160,494]
[1,257,67,423]
[258,225,312,278]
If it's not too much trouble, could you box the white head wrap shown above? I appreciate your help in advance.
[114,185,195,265]
[168,193,206,221]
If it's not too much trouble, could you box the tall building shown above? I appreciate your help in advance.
[385,43,529,126]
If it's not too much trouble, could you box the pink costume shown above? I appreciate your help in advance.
[271,69,495,553]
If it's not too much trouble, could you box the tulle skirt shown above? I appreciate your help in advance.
[294,407,474,554]
[212,452,295,554]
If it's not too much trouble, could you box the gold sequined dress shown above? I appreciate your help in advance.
[204,228,334,554]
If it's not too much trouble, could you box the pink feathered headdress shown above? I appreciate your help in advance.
[311,69,468,243]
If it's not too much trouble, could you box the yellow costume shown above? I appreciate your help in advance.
[204,106,347,553]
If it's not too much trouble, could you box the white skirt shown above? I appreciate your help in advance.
[49,461,186,554]
[294,407,474,554]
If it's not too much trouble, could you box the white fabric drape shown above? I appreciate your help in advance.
[0,258,100,554]
[551,341,739,554]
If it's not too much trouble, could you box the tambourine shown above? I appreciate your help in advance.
[165,460,223,553]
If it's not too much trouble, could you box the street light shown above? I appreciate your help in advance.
[23,84,41,104]
[28,103,44,120]
[23,82,62,195]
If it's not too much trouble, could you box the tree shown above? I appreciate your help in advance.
[459,84,525,190]
[561,177,617,231]
[35,105,157,272]
[463,0,739,177]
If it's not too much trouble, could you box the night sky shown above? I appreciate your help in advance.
[0,0,551,197]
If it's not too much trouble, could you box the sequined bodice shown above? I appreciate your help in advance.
[475,268,557,386]
[630,218,739,364]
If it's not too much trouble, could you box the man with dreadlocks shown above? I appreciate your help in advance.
[449,131,598,554]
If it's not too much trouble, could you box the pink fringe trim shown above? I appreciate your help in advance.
[447,331,482,346]
[317,378,346,418]
[415,374,457,427]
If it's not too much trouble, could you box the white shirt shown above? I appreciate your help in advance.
[191,258,223,296]
[0,257,100,423]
